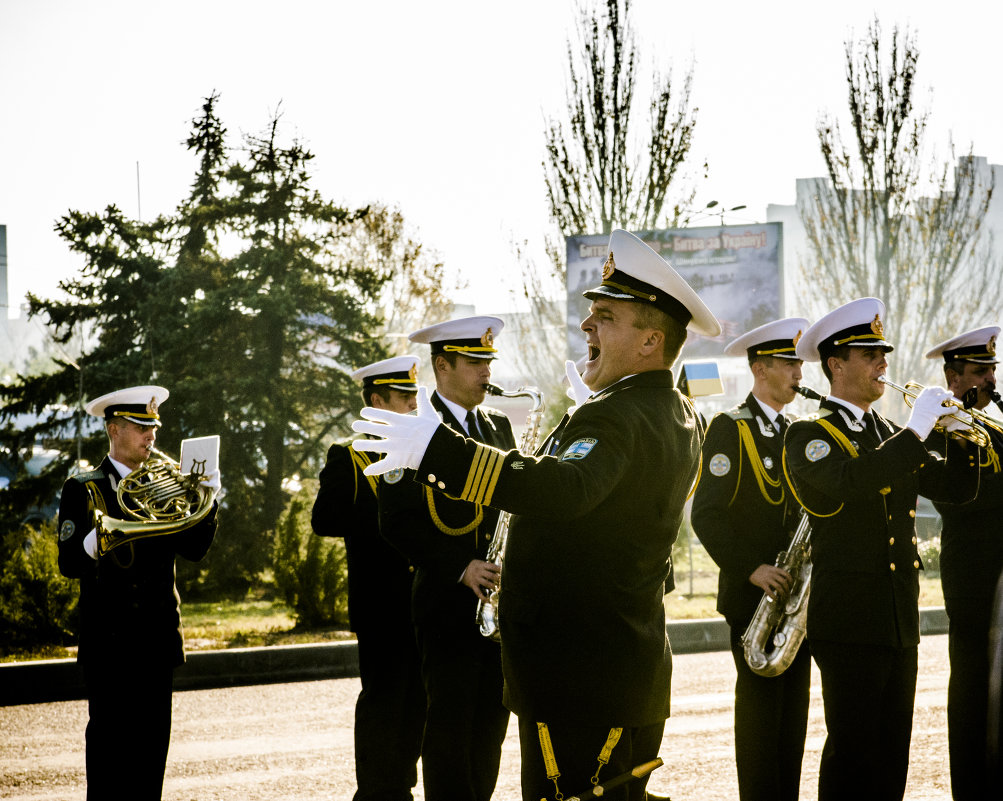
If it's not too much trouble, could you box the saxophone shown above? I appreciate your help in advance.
[741,511,812,676]
[475,382,545,641]
[741,384,820,676]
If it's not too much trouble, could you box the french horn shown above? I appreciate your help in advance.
[95,447,218,555]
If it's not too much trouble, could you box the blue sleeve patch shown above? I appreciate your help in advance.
[561,438,598,461]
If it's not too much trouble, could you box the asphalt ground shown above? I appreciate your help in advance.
[1,633,955,800]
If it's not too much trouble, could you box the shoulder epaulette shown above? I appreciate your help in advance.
[800,408,835,423]
[720,406,753,422]
[70,468,105,484]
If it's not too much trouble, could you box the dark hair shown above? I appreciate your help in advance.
[362,385,393,407]
[819,344,852,382]
[433,351,459,375]
[748,354,780,369]
[943,359,967,380]
[632,304,687,366]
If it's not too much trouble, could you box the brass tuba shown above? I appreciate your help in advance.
[475,383,545,641]
[95,447,218,556]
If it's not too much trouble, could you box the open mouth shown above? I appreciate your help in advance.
[588,344,600,362]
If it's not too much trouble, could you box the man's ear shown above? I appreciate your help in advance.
[826,355,842,376]
[369,392,387,410]
[638,328,665,357]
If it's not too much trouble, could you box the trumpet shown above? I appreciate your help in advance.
[877,377,992,447]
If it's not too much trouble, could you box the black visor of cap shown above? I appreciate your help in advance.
[821,321,895,352]
[584,272,693,328]
[747,338,800,359]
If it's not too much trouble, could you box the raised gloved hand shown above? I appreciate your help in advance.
[906,386,955,440]
[352,386,443,476]
[565,359,591,409]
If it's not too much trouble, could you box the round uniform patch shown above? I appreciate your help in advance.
[709,453,731,476]
[805,439,831,462]
[383,468,404,484]
[59,519,75,541]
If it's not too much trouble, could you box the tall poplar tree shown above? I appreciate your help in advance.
[799,18,999,389]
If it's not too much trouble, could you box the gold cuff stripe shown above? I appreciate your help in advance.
[462,443,505,505]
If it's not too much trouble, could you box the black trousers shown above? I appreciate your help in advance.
[809,639,917,801]
[729,628,811,801]
[945,597,994,801]
[83,659,175,801]
[415,618,509,801]
[517,716,664,801]
[354,624,426,801]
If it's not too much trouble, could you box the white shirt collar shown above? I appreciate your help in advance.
[751,394,783,426]
[108,455,133,478]
[435,390,478,435]
[827,395,867,421]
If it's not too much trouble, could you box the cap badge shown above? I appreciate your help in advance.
[408,364,418,381]
[870,314,885,338]
[988,335,997,356]
[602,251,616,280]
[481,327,494,348]
[792,329,802,347]
[147,396,159,416]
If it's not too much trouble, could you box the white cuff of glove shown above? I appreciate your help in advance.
[351,386,443,476]
[564,359,591,410]
[906,386,955,440]
[83,528,99,561]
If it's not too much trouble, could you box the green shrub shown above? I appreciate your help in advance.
[272,482,349,629]
[0,522,79,655]
[918,535,941,577]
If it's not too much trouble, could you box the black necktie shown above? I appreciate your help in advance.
[864,411,882,442]
[776,414,788,435]
[465,410,482,442]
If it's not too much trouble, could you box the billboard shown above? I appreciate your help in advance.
[565,222,784,360]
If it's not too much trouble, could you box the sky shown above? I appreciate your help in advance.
[2,0,1002,321]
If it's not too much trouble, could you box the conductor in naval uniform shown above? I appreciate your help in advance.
[354,229,721,801]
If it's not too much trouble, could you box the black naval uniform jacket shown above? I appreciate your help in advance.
[785,400,979,647]
[312,439,413,633]
[379,391,516,628]
[929,423,1003,608]
[692,394,799,627]
[410,370,702,727]
[56,456,217,669]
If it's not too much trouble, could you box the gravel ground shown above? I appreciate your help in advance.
[1,634,954,800]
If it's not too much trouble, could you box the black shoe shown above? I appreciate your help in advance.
[645,793,671,801]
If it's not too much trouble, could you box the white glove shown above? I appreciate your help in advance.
[941,408,973,433]
[351,386,443,476]
[906,386,955,439]
[83,528,99,561]
[564,359,591,407]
